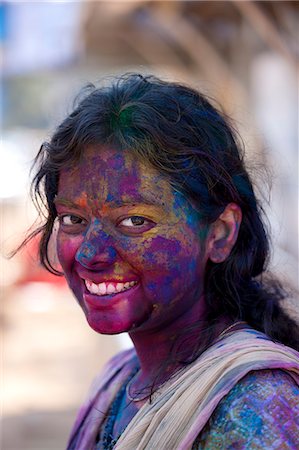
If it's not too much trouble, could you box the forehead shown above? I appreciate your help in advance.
[58,145,173,206]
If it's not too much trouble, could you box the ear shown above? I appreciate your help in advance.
[206,203,242,263]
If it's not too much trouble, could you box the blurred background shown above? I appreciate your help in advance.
[1,1,298,449]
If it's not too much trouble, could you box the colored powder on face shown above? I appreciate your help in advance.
[76,193,88,208]
[108,154,124,171]
[197,226,210,247]
[107,246,117,260]
[76,241,96,261]
[172,191,209,243]
[56,145,210,337]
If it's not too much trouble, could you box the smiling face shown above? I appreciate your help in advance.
[55,145,211,335]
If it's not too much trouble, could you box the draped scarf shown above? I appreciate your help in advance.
[67,328,299,450]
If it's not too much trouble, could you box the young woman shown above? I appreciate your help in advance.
[27,74,299,449]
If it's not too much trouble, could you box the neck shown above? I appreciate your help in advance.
[128,299,231,391]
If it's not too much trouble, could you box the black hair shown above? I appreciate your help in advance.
[22,73,299,351]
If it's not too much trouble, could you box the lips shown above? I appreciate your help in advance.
[84,279,138,296]
[83,278,140,311]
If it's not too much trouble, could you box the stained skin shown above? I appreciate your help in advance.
[55,145,238,437]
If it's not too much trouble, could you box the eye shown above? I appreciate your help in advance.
[59,214,86,226]
[117,215,156,234]
[119,216,147,227]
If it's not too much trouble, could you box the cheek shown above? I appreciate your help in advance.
[121,232,203,290]
[56,232,81,271]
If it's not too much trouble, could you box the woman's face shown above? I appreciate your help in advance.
[55,146,211,335]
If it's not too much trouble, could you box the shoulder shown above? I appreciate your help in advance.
[102,347,137,374]
[67,348,137,449]
[88,347,137,397]
[194,369,299,449]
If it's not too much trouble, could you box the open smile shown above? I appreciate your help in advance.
[84,279,138,296]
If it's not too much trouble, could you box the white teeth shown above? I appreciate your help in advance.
[107,283,116,294]
[84,280,137,296]
[116,283,124,292]
[85,279,92,289]
[91,282,98,294]
[98,283,107,295]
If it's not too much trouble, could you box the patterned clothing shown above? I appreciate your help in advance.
[67,328,299,449]
[193,369,299,449]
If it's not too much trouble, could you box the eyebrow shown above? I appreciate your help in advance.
[54,197,84,209]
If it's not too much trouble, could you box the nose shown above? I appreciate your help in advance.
[75,219,117,270]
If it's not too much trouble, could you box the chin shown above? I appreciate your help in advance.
[85,311,139,335]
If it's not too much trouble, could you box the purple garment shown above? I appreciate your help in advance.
[67,329,299,449]
[67,349,137,449]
